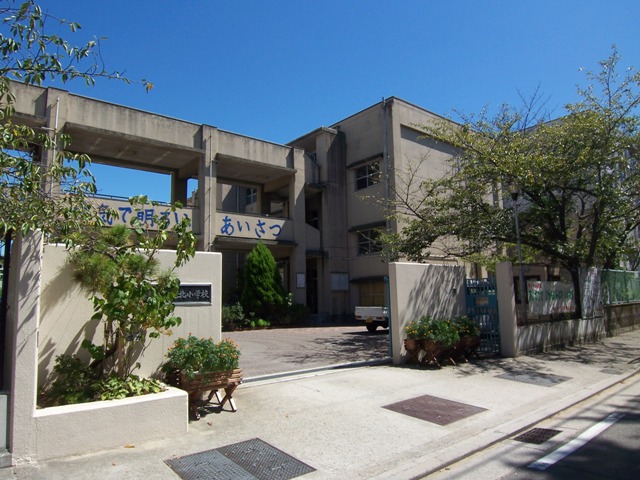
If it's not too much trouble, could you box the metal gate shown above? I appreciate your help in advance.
[465,278,500,356]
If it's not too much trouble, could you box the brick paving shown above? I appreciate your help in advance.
[224,325,390,378]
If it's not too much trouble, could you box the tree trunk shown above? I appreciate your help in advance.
[569,267,583,319]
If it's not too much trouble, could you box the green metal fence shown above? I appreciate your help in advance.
[601,269,640,305]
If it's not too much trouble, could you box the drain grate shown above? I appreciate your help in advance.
[165,438,315,480]
[384,394,486,426]
[496,372,570,387]
[514,428,562,444]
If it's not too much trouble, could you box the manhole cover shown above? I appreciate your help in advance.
[165,438,315,480]
[497,372,570,387]
[383,394,486,426]
[514,428,562,444]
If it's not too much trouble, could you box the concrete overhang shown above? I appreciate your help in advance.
[215,153,296,194]
[213,236,296,258]
[64,123,202,179]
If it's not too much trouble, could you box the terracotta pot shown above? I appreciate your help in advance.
[404,338,419,351]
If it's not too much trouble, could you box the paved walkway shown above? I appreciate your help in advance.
[2,330,639,479]
[225,326,390,378]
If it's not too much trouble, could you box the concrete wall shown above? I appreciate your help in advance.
[38,244,222,384]
[6,234,221,463]
[388,262,466,364]
[605,303,640,336]
[496,262,610,356]
[516,317,607,355]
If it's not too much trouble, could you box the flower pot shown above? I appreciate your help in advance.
[459,335,481,360]
[419,339,445,367]
[404,338,421,363]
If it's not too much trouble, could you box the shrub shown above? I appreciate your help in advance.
[240,242,286,320]
[453,315,480,337]
[39,354,163,407]
[161,336,241,379]
[222,302,245,330]
[404,315,460,347]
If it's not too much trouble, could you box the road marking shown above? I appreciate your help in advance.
[528,412,625,471]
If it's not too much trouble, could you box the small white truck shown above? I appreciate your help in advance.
[354,306,389,332]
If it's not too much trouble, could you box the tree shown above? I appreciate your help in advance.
[0,1,194,404]
[240,242,286,320]
[69,198,196,380]
[0,0,151,242]
[388,47,640,317]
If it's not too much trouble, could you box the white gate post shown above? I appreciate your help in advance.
[496,262,518,357]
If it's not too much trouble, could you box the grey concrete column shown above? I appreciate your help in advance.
[199,126,218,251]
[289,148,306,305]
[171,177,188,205]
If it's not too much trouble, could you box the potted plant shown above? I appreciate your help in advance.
[403,319,425,363]
[162,336,242,419]
[420,316,460,348]
[452,315,480,338]
[452,315,481,361]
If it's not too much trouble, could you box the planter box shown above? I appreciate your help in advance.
[169,368,243,420]
[32,387,188,461]
[404,336,480,368]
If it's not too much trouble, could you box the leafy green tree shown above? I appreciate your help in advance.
[0,0,151,242]
[0,1,195,403]
[388,47,640,317]
[240,242,286,320]
[69,197,196,379]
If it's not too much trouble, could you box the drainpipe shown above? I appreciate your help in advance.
[382,100,393,358]
[208,133,213,251]
[384,275,392,358]
[0,231,12,389]
[381,98,391,229]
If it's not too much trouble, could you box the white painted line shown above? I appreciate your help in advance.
[528,412,625,471]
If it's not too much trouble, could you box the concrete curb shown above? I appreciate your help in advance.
[241,357,392,387]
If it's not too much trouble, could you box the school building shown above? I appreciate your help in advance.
[10,81,469,321]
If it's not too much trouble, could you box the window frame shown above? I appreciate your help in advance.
[355,160,381,190]
[357,227,383,256]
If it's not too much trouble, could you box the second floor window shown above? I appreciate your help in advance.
[355,161,381,190]
[358,228,382,255]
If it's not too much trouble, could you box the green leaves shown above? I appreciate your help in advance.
[391,46,640,274]
[68,198,196,380]
[239,242,286,320]
[162,336,241,379]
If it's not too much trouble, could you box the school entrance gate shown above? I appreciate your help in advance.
[465,278,501,356]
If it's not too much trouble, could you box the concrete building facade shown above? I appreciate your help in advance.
[9,82,465,321]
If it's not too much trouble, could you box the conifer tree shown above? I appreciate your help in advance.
[240,242,286,320]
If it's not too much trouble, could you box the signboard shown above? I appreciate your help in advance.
[95,198,194,231]
[216,212,286,240]
[174,284,212,305]
[527,280,575,316]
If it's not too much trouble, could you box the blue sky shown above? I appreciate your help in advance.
[35,0,640,202]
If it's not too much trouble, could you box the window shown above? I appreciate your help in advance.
[357,228,382,255]
[355,161,381,190]
[359,281,385,306]
[331,272,349,291]
[245,187,257,205]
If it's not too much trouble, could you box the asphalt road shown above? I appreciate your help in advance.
[224,325,391,378]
